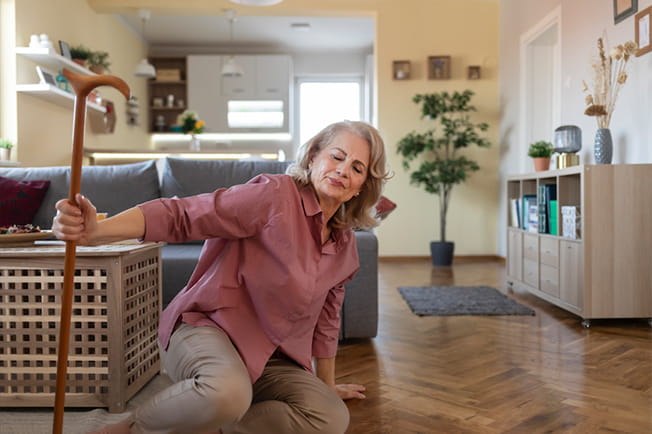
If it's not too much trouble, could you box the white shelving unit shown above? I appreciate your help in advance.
[15,47,106,114]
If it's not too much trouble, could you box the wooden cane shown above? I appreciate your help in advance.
[53,68,130,434]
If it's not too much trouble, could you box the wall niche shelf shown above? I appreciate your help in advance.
[15,47,106,114]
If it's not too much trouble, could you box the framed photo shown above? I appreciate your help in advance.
[392,60,411,80]
[635,5,652,56]
[58,40,71,59]
[614,0,638,24]
[36,66,57,86]
[428,56,451,80]
[467,65,481,80]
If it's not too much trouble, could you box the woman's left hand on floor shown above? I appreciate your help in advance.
[335,383,366,400]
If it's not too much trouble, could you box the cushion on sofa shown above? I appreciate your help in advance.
[0,160,160,228]
[160,157,290,198]
[0,166,69,229]
[0,177,51,226]
[80,160,160,219]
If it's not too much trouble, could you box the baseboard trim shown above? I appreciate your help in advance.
[379,255,505,264]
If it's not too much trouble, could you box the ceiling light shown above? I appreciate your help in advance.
[229,0,284,5]
[134,9,156,78]
[135,59,156,78]
[222,10,243,78]
[222,56,244,77]
[290,23,311,32]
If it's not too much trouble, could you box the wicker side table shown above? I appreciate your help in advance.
[0,241,163,413]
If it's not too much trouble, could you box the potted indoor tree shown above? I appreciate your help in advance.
[0,139,13,161]
[397,90,491,266]
[528,140,553,172]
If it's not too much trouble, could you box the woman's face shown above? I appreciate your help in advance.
[309,131,370,210]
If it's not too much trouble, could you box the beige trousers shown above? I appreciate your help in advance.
[130,324,349,434]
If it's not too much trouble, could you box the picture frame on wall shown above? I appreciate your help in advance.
[614,0,638,24]
[392,60,411,80]
[36,66,57,86]
[58,40,71,59]
[428,56,451,80]
[467,65,481,80]
[635,6,652,56]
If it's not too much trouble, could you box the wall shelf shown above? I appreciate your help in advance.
[16,47,92,76]
[16,83,106,113]
[16,47,105,113]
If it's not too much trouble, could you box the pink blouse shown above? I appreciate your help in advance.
[138,174,359,382]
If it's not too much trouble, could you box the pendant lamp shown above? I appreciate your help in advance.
[134,9,156,78]
[222,10,244,77]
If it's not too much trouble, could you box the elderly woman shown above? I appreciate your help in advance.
[53,120,390,434]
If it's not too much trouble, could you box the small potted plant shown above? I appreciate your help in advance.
[69,45,92,67]
[528,140,554,172]
[87,50,111,74]
[0,139,14,161]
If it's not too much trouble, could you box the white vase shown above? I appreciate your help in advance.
[0,148,10,161]
[189,134,201,151]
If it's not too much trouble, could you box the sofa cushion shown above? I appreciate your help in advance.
[0,160,160,229]
[0,177,51,226]
[375,195,397,220]
[160,157,290,198]
[0,166,69,229]
[80,160,160,219]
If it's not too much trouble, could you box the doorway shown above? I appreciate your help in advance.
[519,6,561,172]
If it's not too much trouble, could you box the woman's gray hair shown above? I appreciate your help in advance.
[286,120,391,230]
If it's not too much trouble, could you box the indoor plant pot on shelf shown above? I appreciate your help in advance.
[69,44,92,67]
[528,140,553,172]
[87,50,111,75]
[0,139,13,161]
[397,90,491,266]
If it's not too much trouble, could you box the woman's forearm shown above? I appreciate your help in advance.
[91,207,146,245]
[314,357,336,388]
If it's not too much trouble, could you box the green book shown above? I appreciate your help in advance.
[549,200,558,235]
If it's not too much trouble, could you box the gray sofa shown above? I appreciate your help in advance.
[0,158,378,339]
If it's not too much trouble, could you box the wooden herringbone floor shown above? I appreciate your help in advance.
[336,259,652,434]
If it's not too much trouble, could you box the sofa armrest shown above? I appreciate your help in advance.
[340,230,378,339]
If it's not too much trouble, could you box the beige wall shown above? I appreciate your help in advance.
[12,0,149,167]
[497,0,652,255]
[11,0,501,258]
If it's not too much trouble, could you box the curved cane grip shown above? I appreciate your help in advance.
[62,68,130,100]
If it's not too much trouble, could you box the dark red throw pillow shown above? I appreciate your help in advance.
[0,177,51,226]
[375,195,397,220]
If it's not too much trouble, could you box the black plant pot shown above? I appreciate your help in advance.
[430,241,454,266]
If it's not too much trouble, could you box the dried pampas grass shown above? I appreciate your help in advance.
[583,37,638,129]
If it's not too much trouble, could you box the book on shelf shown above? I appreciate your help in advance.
[527,202,539,233]
[549,199,558,235]
[521,194,537,231]
[561,205,581,239]
[510,198,520,227]
[537,184,557,234]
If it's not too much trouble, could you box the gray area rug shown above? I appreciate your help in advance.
[398,285,535,316]
[0,374,173,434]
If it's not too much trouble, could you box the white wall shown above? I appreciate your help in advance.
[292,52,367,76]
[497,0,652,255]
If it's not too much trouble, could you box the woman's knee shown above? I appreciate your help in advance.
[197,373,253,426]
[315,396,350,434]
